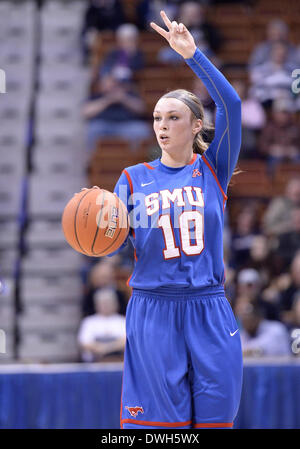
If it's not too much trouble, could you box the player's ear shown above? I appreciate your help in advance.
[192,119,202,135]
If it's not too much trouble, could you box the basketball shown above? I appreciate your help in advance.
[61,186,129,257]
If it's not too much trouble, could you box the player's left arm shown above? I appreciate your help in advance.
[184,50,241,193]
[151,10,241,193]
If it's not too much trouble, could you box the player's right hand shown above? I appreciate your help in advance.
[150,10,197,59]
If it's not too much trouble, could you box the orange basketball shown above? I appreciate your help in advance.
[62,186,129,257]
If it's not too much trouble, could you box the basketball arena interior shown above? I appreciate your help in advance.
[0,0,300,430]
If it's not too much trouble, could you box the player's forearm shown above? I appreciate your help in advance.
[81,338,126,356]
[185,48,241,111]
[102,337,126,354]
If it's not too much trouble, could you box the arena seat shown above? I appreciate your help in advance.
[18,329,79,362]
[272,163,300,195]
[25,220,68,248]
[18,303,81,332]
[21,247,83,275]
[20,274,83,304]
[27,174,85,219]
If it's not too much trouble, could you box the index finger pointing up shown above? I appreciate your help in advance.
[160,10,172,30]
[150,21,169,40]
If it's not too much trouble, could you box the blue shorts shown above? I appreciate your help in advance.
[120,288,243,429]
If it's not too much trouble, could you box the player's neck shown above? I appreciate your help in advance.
[160,149,194,168]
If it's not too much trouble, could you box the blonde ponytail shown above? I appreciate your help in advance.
[193,120,215,155]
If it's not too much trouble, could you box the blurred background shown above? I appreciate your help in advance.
[0,0,299,429]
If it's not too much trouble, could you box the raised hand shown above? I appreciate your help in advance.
[150,10,196,59]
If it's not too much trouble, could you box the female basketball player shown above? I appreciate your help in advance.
[112,10,243,429]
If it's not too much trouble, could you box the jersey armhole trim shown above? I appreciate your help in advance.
[202,155,228,201]
[123,169,133,195]
[122,169,136,240]
[143,162,155,170]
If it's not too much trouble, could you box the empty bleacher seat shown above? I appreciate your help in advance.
[0,303,14,333]
[27,174,86,218]
[36,92,84,120]
[18,303,81,331]
[18,329,79,362]
[35,122,86,152]
[21,247,83,275]
[0,331,14,362]
[0,120,27,151]
[0,91,31,122]
[0,221,19,249]
[39,64,88,96]
[0,176,22,219]
[25,220,68,248]
[0,277,15,334]
[0,145,26,177]
[21,274,83,304]
[32,146,87,176]
[0,248,18,276]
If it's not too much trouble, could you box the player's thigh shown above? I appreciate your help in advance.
[185,296,243,427]
[121,294,191,429]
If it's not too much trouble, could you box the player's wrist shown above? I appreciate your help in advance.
[182,44,197,60]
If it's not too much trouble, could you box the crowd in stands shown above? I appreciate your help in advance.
[77,0,300,361]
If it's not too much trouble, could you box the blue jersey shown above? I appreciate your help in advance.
[112,48,241,293]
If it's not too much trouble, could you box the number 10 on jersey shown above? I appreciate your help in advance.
[158,209,204,259]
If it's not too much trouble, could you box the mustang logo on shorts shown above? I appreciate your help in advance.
[125,406,144,417]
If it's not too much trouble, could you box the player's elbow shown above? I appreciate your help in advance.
[232,92,242,107]
[231,94,241,119]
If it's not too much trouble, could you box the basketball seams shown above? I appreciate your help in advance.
[92,195,128,256]
[91,190,106,255]
[73,190,93,255]
[63,188,129,257]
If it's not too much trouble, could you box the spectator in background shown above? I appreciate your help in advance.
[232,80,266,159]
[147,0,180,26]
[248,235,275,287]
[262,177,300,237]
[229,205,261,270]
[78,287,126,362]
[273,210,300,278]
[279,251,300,328]
[82,259,128,317]
[250,42,296,108]
[82,69,150,151]
[237,303,291,357]
[81,0,126,64]
[278,252,300,329]
[132,0,151,31]
[289,293,300,356]
[157,2,222,65]
[258,98,300,165]
[248,19,297,70]
[234,268,279,321]
[100,24,145,79]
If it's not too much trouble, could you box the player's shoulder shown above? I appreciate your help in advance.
[122,159,160,177]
